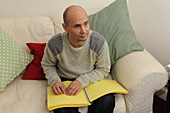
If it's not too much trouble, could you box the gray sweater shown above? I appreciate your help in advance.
[41,30,111,88]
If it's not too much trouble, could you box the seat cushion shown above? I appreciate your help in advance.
[0,74,50,113]
[0,74,126,113]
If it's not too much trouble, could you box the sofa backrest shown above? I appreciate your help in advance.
[0,17,55,53]
[0,0,118,53]
[0,0,131,56]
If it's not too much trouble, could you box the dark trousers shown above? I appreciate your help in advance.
[53,93,115,113]
[53,77,115,113]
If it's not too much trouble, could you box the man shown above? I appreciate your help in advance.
[41,5,115,113]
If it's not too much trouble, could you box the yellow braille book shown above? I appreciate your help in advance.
[47,79,128,111]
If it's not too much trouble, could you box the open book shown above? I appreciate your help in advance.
[47,79,128,111]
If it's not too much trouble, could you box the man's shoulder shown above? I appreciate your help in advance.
[91,31,105,40]
[90,31,106,54]
[48,33,62,45]
[47,33,63,55]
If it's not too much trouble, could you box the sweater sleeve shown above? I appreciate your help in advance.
[76,41,111,87]
[41,45,61,87]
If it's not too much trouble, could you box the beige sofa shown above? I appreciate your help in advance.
[0,0,168,113]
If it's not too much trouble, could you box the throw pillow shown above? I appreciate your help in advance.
[88,0,144,65]
[0,26,33,92]
[22,43,46,80]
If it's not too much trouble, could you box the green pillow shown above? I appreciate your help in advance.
[0,26,33,92]
[88,0,144,65]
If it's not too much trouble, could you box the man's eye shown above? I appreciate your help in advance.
[84,22,88,26]
[74,25,80,28]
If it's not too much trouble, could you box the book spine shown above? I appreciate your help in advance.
[84,88,91,103]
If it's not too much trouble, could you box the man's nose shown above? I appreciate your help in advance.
[80,26,86,34]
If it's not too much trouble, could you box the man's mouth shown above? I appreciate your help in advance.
[80,34,88,38]
[78,34,88,42]
[80,35,86,38]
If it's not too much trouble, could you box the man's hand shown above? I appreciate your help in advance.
[52,82,66,95]
[66,80,83,96]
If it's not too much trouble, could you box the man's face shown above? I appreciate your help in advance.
[63,8,90,48]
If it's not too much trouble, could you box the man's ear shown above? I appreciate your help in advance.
[62,23,68,32]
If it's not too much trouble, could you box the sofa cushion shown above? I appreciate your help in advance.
[22,43,46,80]
[88,0,144,65]
[0,26,33,91]
[0,17,55,53]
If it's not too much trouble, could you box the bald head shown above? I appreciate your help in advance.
[63,5,88,26]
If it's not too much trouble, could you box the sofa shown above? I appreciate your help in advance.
[0,0,168,113]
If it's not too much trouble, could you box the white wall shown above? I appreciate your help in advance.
[0,0,115,17]
[128,0,170,66]
[0,0,169,66]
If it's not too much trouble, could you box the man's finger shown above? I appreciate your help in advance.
[51,88,55,94]
[67,85,80,96]
[56,86,63,95]
[73,88,81,96]
[52,87,59,95]
[60,84,66,94]
[71,87,78,96]
[52,82,67,95]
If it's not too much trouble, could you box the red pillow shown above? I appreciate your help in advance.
[22,43,47,80]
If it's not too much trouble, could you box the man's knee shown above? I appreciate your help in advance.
[101,94,115,108]
[88,94,115,113]
[53,107,79,113]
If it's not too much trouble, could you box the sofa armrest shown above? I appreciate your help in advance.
[111,49,168,113]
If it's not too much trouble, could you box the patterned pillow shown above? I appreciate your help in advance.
[88,0,144,65]
[0,26,33,92]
